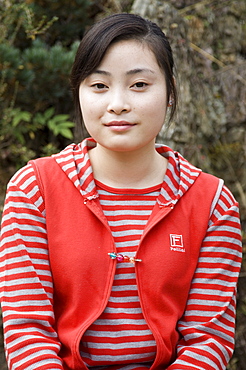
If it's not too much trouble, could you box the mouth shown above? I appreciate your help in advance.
[105,121,136,127]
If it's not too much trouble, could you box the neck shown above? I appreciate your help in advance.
[88,142,168,189]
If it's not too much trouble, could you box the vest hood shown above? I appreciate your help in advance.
[52,138,202,205]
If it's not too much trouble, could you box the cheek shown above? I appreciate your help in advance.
[80,104,93,120]
[143,95,167,118]
[155,93,167,117]
[80,93,105,117]
[80,96,96,122]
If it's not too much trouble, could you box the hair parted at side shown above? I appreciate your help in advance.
[71,13,177,127]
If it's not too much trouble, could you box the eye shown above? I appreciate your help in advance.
[91,83,108,90]
[131,82,148,89]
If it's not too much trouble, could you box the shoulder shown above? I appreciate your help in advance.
[8,163,37,190]
[6,163,45,215]
[197,172,240,217]
[197,171,222,188]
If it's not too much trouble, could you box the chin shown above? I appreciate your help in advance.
[109,144,146,154]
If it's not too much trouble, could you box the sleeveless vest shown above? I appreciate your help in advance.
[30,156,221,370]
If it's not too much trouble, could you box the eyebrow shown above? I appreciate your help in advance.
[92,70,111,76]
[126,68,155,75]
[92,68,155,76]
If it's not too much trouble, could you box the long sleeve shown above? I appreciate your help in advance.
[167,185,242,370]
[0,165,64,370]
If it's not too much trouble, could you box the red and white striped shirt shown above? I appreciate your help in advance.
[0,139,242,370]
[81,181,161,367]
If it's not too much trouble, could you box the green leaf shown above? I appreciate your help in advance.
[12,110,32,126]
[47,115,74,137]
[33,112,46,125]
[59,128,73,139]
[47,118,57,133]
[44,107,55,120]
[56,121,75,129]
[51,114,70,123]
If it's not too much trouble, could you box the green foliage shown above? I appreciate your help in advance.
[0,36,78,168]
[0,105,74,171]
[0,0,58,45]
[0,38,79,113]
[27,0,91,46]
[0,0,85,171]
[35,108,75,140]
[3,107,74,144]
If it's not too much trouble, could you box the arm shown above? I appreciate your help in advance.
[0,165,64,370]
[167,185,242,370]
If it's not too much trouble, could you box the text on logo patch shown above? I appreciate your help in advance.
[170,234,185,252]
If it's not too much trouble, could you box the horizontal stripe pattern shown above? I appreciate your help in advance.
[80,182,160,368]
[171,185,242,370]
[0,164,63,370]
[0,139,242,370]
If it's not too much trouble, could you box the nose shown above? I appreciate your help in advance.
[107,89,130,114]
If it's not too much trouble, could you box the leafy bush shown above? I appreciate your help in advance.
[0,1,84,171]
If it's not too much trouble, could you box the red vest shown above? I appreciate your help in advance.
[31,156,220,370]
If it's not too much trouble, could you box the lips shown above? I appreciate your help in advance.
[105,121,135,127]
[104,120,136,132]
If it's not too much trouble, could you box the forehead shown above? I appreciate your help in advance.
[98,39,160,71]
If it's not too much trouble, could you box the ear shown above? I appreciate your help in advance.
[167,76,176,107]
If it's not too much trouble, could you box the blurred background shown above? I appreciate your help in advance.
[0,0,245,369]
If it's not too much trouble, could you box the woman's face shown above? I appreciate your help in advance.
[79,39,168,154]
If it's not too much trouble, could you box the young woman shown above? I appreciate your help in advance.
[0,13,242,370]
